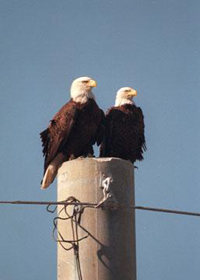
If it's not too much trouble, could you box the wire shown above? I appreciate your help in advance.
[134,206,200,217]
[46,196,98,280]
[0,200,97,206]
[0,200,200,218]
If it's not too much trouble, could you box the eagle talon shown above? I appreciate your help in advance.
[69,154,76,160]
[86,153,94,158]
[77,153,94,159]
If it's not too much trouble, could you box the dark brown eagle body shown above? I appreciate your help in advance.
[100,103,146,163]
[40,98,104,175]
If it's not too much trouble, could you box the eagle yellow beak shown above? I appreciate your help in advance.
[88,79,97,88]
[128,89,137,97]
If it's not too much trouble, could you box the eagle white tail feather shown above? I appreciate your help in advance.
[41,165,57,189]
[41,153,66,189]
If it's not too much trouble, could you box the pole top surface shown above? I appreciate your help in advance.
[58,157,133,175]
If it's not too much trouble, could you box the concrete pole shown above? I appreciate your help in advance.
[57,157,136,280]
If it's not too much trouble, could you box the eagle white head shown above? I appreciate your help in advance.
[70,76,97,104]
[115,87,137,106]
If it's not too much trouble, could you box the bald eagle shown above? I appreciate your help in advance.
[40,77,105,189]
[100,87,146,163]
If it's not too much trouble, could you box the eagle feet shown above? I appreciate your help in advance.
[77,153,94,159]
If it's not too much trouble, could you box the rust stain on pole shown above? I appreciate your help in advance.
[57,157,136,280]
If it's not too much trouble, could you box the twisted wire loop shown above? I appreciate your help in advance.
[46,196,96,280]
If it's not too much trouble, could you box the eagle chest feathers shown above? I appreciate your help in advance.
[112,108,136,147]
[72,100,101,139]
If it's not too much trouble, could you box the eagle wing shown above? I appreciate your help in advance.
[40,101,79,172]
[94,109,106,146]
[100,107,124,156]
[136,107,146,152]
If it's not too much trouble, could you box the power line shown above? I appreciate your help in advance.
[0,200,200,218]
[0,200,96,206]
[134,206,200,217]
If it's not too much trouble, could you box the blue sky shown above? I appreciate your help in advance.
[0,0,200,279]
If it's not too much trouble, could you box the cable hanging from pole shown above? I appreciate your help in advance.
[46,196,98,280]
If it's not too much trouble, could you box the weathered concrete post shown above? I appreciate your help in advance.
[57,157,136,280]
